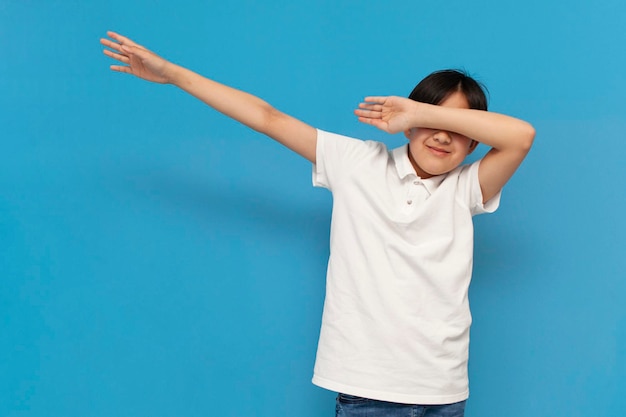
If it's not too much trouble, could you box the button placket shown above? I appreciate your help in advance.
[404,178,418,209]
[403,178,429,211]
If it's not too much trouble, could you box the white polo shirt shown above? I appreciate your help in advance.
[311,129,500,405]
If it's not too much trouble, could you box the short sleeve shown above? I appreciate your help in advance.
[459,159,501,216]
[312,129,385,191]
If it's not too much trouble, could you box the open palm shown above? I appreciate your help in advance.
[354,96,416,134]
[101,31,171,84]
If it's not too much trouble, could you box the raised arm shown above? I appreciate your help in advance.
[355,96,535,202]
[100,31,317,162]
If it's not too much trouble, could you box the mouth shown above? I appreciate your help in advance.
[426,145,450,156]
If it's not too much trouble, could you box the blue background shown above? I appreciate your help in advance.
[2,1,625,416]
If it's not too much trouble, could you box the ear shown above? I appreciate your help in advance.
[467,139,478,154]
[404,128,413,140]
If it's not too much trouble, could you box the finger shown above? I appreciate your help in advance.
[110,65,133,74]
[100,37,124,53]
[120,44,152,61]
[357,116,374,124]
[362,96,387,104]
[354,109,382,119]
[357,116,382,127]
[357,117,391,132]
[358,103,383,112]
[103,48,130,64]
[107,31,144,48]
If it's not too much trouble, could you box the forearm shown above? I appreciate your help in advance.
[414,103,535,152]
[167,63,275,134]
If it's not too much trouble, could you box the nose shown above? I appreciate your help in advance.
[433,131,452,144]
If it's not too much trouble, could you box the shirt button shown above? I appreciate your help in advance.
[413,180,420,185]
[407,200,413,205]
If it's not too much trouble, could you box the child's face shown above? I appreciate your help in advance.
[404,91,476,179]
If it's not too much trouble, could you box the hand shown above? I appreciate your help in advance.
[100,31,173,84]
[354,96,418,134]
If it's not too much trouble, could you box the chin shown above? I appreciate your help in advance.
[422,165,457,177]
[419,162,445,174]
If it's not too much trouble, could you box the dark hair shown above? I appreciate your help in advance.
[408,69,488,111]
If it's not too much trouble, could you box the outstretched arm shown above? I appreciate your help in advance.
[355,96,535,202]
[101,31,318,162]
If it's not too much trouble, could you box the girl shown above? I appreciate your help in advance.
[101,31,534,417]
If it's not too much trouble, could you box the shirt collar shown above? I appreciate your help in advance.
[392,144,446,194]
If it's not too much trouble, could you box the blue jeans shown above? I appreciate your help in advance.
[335,394,466,417]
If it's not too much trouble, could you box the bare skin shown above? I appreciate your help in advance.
[101,31,318,162]
[355,95,535,202]
[101,31,535,202]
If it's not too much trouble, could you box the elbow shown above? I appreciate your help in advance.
[519,122,536,153]
[258,104,283,136]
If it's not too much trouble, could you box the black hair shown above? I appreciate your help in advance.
[408,69,488,111]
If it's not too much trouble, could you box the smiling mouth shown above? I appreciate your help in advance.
[426,145,450,155]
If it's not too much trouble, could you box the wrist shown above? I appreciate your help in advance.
[164,62,185,85]
[409,100,427,127]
